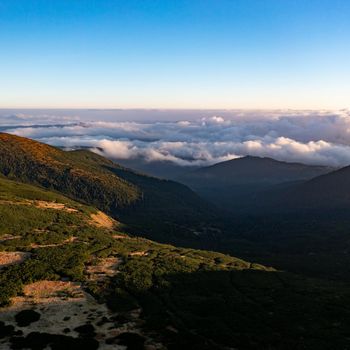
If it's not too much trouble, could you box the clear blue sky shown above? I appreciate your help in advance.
[0,0,349,109]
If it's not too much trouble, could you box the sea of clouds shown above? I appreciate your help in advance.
[1,109,350,168]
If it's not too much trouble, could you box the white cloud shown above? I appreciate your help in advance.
[3,109,350,167]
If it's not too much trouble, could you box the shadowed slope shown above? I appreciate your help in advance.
[178,156,332,186]
[1,176,350,349]
[177,156,333,211]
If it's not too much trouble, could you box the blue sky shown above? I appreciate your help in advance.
[0,0,349,109]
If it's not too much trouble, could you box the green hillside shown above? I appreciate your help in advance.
[0,177,350,349]
[0,133,216,242]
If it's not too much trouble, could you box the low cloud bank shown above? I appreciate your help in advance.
[2,109,350,167]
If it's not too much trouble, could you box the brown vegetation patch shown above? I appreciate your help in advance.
[112,234,129,239]
[90,211,116,230]
[34,201,78,213]
[129,251,148,257]
[18,281,85,303]
[0,252,30,268]
[86,257,120,282]
[0,199,78,213]
[0,132,62,164]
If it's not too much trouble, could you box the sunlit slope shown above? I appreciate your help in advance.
[0,133,216,238]
[0,133,139,208]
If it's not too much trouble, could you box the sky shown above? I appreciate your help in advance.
[0,0,349,109]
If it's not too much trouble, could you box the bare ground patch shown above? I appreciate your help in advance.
[0,280,164,349]
[34,201,78,213]
[129,251,149,257]
[0,251,30,269]
[86,257,121,282]
[18,280,85,303]
[0,199,78,213]
[90,211,117,230]
[112,234,129,239]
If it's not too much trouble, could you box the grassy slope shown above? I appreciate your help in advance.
[0,177,350,349]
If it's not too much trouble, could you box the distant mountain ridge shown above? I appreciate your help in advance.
[174,155,350,283]
[279,164,350,211]
[177,155,334,211]
[178,155,333,185]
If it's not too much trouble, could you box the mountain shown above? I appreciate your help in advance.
[179,155,333,185]
[283,165,350,210]
[196,162,350,283]
[1,176,350,349]
[230,163,350,213]
[0,133,217,243]
[177,156,333,211]
[108,156,200,179]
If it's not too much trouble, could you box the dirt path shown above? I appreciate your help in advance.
[129,251,148,257]
[29,236,79,249]
[0,234,21,242]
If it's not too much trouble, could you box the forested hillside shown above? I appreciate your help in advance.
[0,133,217,242]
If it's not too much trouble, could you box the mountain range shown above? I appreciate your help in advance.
[3,133,350,266]
[1,135,350,349]
[175,155,350,281]
[177,155,334,212]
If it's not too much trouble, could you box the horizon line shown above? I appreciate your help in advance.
[0,107,349,112]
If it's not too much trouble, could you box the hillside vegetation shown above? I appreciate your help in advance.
[0,133,216,241]
[0,177,350,349]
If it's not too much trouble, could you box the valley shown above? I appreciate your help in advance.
[1,134,350,349]
[2,1,349,348]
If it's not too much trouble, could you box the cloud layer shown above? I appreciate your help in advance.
[2,109,350,168]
